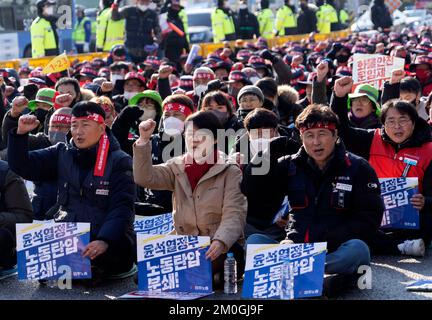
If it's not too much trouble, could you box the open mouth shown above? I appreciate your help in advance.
[393,132,404,138]
[313,148,325,156]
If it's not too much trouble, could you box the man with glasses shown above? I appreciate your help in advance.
[331,76,432,258]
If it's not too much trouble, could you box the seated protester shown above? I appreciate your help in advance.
[382,71,429,120]
[3,97,72,221]
[186,67,216,111]
[409,55,432,97]
[226,71,251,105]
[90,96,117,128]
[331,76,432,257]
[238,109,300,240]
[108,61,130,96]
[0,160,33,279]
[112,72,147,113]
[8,102,136,284]
[232,108,300,166]
[277,85,304,129]
[114,94,193,215]
[133,111,247,284]
[347,84,382,129]
[201,90,244,154]
[242,104,384,297]
[55,77,83,108]
[256,77,279,113]
[236,85,265,123]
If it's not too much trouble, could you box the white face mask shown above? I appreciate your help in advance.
[139,108,157,121]
[44,6,55,16]
[163,116,184,136]
[239,4,247,9]
[250,137,272,156]
[124,91,139,101]
[138,4,149,11]
[110,74,124,85]
[194,84,207,98]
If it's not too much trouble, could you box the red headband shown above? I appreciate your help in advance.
[193,72,215,81]
[163,103,193,117]
[71,113,105,124]
[51,114,71,125]
[299,122,337,134]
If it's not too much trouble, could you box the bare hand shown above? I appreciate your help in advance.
[375,43,385,53]
[101,81,114,93]
[11,96,29,118]
[334,76,354,98]
[390,69,405,85]
[221,48,232,58]
[184,63,193,74]
[316,61,329,82]
[205,240,226,261]
[411,194,425,211]
[158,65,173,79]
[17,114,40,134]
[55,93,74,108]
[280,239,294,245]
[82,240,109,260]
[137,119,156,144]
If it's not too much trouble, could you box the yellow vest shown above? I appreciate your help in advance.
[275,5,297,36]
[30,17,58,58]
[316,4,338,34]
[179,9,190,42]
[339,9,349,24]
[257,8,274,39]
[96,8,125,52]
[72,17,91,44]
[211,8,235,43]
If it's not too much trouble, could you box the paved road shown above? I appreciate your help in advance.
[1,251,432,300]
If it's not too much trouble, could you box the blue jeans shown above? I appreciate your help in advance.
[246,234,370,275]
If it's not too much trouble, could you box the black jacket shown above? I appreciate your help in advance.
[297,5,317,34]
[234,9,260,40]
[242,140,384,252]
[371,0,392,30]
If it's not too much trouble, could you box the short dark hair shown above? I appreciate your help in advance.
[256,77,278,98]
[109,61,129,73]
[201,91,234,116]
[55,77,80,96]
[381,99,419,124]
[185,111,223,139]
[295,104,340,131]
[244,108,278,131]
[400,77,422,95]
[162,94,195,113]
[71,101,106,120]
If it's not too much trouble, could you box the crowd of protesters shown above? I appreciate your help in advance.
[3,2,432,296]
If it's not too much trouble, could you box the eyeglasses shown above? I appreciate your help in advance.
[239,97,259,104]
[384,118,412,128]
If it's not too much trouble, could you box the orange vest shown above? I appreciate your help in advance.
[369,129,432,192]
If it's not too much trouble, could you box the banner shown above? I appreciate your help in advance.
[137,234,212,296]
[380,177,420,229]
[16,222,91,280]
[42,52,70,74]
[352,54,405,89]
[134,213,174,235]
[119,290,212,300]
[242,242,327,299]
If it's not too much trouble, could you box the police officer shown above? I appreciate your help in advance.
[73,5,92,53]
[96,0,125,52]
[256,0,274,40]
[30,0,59,58]
[211,0,236,43]
[316,0,339,34]
[275,0,297,36]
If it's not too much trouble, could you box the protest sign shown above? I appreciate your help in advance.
[380,177,419,229]
[137,234,212,296]
[119,290,212,300]
[272,196,291,225]
[16,222,91,280]
[242,242,327,299]
[134,213,174,235]
[352,54,404,89]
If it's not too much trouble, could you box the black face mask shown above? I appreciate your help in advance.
[336,55,349,63]
[35,108,49,124]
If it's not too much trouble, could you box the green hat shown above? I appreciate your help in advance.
[347,84,381,117]
[128,90,163,115]
[28,88,57,112]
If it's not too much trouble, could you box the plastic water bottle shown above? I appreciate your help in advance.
[280,259,294,300]
[224,252,237,294]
